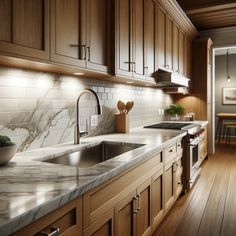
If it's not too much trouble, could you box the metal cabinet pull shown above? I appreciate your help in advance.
[39,226,60,236]
[133,62,136,73]
[133,196,138,213]
[137,194,141,211]
[86,46,91,61]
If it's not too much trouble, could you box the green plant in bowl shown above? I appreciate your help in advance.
[166,104,185,120]
[0,135,17,165]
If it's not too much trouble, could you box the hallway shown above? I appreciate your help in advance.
[153,143,236,236]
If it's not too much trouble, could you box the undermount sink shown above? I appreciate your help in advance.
[43,141,144,168]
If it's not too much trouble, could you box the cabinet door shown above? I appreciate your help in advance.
[178,29,185,75]
[185,36,192,79]
[166,15,173,70]
[136,178,152,236]
[144,0,155,80]
[0,0,49,60]
[132,0,145,79]
[155,3,166,70]
[172,23,179,73]
[86,0,111,73]
[116,0,133,77]
[51,0,86,67]
[164,160,175,211]
[152,168,164,228]
[115,189,137,236]
[83,209,114,236]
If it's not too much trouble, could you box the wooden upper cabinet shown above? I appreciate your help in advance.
[0,0,49,60]
[116,0,132,77]
[178,29,185,75]
[166,15,173,71]
[132,0,145,79]
[185,35,192,79]
[144,0,156,80]
[172,23,179,73]
[156,3,166,70]
[116,0,145,80]
[51,0,111,72]
[85,0,111,72]
[51,0,86,67]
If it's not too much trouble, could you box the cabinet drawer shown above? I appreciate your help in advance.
[164,143,176,165]
[12,197,82,236]
[176,140,183,155]
[83,152,162,228]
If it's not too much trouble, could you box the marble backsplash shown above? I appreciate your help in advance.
[0,66,173,152]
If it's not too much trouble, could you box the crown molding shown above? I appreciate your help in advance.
[158,0,199,38]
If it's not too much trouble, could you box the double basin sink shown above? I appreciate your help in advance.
[43,141,144,168]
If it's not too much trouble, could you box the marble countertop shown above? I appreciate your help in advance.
[0,123,205,235]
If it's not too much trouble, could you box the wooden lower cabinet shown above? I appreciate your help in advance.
[12,139,184,236]
[114,189,137,236]
[114,178,152,236]
[164,160,176,211]
[152,168,164,228]
[84,209,114,236]
[12,197,82,236]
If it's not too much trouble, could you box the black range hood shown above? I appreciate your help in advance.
[155,69,189,88]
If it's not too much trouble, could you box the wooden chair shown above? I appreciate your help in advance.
[225,124,236,145]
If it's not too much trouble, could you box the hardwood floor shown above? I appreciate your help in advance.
[152,143,236,236]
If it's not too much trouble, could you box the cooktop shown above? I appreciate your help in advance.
[144,122,193,130]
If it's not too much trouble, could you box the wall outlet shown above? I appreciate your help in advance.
[91,115,98,127]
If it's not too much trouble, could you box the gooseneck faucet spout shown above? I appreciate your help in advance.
[75,89,102,144]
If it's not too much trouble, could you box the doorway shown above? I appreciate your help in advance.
[212,46,236,151]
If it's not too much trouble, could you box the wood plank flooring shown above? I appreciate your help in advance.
[152,143,236,236]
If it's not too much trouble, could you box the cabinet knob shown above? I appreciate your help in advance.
[39,226,60,236]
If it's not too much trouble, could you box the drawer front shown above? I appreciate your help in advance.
[164,144,177,165]
[83,152,162,228]
[13,197,82,236]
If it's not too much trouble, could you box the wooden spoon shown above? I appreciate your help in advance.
[126,101,134,114]
[117,101,126,113]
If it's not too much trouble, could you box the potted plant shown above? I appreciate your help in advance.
[0,135,17,165]
[166,104,185,120]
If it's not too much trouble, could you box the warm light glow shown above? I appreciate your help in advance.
[74,72,84,75]
[126,81,134,84]
[227,76,231,83]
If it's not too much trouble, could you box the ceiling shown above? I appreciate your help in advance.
[177,0,236,31]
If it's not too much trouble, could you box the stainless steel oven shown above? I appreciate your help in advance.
[144,122,202,192]
[189,137,201,188]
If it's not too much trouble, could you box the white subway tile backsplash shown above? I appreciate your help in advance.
[98,86,105,93]
[17,99,37,111]
[0,99,17,112]
[0,65,173,151]
[0,112,10,125]
[0,87,11,98]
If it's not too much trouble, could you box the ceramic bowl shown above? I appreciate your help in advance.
[0,144,17,165]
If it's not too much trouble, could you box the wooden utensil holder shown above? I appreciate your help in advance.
[115,113,129,133]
